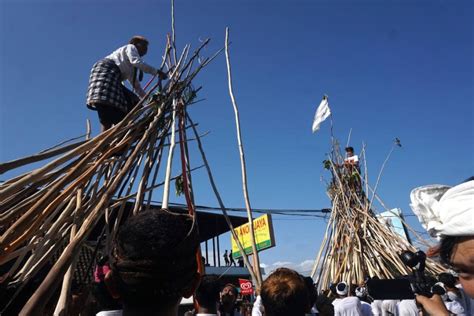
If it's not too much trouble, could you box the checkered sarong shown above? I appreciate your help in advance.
[86,59,128,112]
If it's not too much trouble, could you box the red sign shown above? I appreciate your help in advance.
[239,278,254,295]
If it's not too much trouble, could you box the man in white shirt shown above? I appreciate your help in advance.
[344,147,359,168]
[86,35,167,132]
[343,146,362,193]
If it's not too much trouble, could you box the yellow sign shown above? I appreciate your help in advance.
[231,213,275,258]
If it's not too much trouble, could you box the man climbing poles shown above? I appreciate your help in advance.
[344,146,362,194]
[86,35,167,132]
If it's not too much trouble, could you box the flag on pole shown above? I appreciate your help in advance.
[311,96,331,133]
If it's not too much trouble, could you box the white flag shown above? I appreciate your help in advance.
[311,96,331,133]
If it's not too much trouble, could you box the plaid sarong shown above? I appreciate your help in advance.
[86,58,129,112]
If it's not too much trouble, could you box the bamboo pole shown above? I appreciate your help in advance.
[225,27,262,287]
[162,99,177,209]
[186,115,259,284]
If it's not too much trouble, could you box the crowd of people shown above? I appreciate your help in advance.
[83,176,471,316]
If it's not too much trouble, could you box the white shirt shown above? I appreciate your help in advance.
[106,44,158,97]
[371,300,383,315]
[445,300,466,315]
[251,295,264,316]
[334,297,362,316]
[333,297,343,307]
[396,300,418,316]
[381,300,398,316]
[345,155,359,164]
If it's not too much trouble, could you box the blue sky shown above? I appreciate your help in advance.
[1,0,472,275]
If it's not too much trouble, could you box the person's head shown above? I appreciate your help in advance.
[345,146,354,156]
[439,235,474,297]
[335,281,348,298]
[260,267,310,316]
[315,293,334,316]
[438,272,457,289]
[355,286,367,300]
[411,177,474,298]
[105,208,200,314]
[220,283,238,307]
[195,275,221,313]
[303,276,317,308]
[129,35,149,56]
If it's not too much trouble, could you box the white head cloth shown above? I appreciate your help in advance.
[336,282,348,296]
[355,286,367,298]
[410,180,474,238]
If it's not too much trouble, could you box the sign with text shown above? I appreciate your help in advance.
[239,279,254,295]
[231,213,275,258]
[377,208,410,242]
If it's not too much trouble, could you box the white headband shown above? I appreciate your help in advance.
[336,282,348,296]
[410,180,474,238]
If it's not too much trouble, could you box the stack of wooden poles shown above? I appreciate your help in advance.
[0,32,261,315]
[310,142,445,291]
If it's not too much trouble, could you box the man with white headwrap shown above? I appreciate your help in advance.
[410,177,474,315]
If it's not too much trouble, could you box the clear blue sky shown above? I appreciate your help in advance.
[1,0,473,275]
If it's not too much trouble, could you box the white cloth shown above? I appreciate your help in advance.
[333,297,343,307]
[396,300,418,316]
[445,300,466,315]
[106,44,159,97]
[410,180,474,238]
[251,295,264,316]
[334,297,362,316]
[371,300,383,315]
[96,310,123,316]
[336,282,349,296]
[311,96,331,133]
[381,300,398,316]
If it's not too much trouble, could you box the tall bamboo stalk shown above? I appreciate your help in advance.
[225,27,262,287]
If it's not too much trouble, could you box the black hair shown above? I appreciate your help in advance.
[431,283,446,295]
[345,146,354,153]
[112,208,199,307]
[129,35,149,46]
[329,283,337,295]
[195,275,221,310]
[438,273,457,288]
[303,277,317,307]
[439,236,460,265]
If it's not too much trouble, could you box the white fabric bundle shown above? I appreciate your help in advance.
[410,180,474,238]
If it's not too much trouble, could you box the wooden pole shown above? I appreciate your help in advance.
[224,27,262,287]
